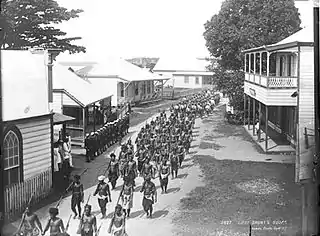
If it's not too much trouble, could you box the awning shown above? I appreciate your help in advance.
[53,113,75,125]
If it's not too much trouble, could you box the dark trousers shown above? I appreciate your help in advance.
[160,177,168,191]
[71,195,81,215]
[98,199,107,216]
[171,165,178,178]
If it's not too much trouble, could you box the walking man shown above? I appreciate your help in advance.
[107,204,127,236]
[121,177,134,218]
[93,175,112,219]
[159,159,170,194]
[170,152,179,179]
[70,175,84,219]
[80,205,97,236]
[19,206,43,236]
[108,153,119,190]
[140,176,157,218]
[42,208,65,236]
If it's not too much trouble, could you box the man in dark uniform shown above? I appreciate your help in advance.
[140,176,157,218]
[93,175,111,219]
[69,175,84,219]
[170,152,179,179]
[84,134,91,163]
[127,153,137,187]
[108,153,119,190]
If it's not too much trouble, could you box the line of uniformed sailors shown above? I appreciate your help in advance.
[84,113,130,162]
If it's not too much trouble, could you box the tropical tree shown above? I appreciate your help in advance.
[204,0,301,110]
[0,0,86,53]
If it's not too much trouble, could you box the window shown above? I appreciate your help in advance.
[195,77,199,84]
[184,76,189,84]
[3,127,23,187]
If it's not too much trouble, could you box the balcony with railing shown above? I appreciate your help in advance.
[245,73,298,88]
[244,50,298,89]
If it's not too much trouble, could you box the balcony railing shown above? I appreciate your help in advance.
[245,73,298,88]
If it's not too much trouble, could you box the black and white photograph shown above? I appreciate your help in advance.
[0,0,319,235]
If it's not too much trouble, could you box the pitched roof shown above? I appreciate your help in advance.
[52,64,113,107]
[1,50,50,121]
[153,57,212,73]
[57,53,170,81]
[243,26,314,53]
[53,113,75,125]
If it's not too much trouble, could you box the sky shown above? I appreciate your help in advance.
[56,0,314,59]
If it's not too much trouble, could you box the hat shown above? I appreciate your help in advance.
[110,153,116,158]
[49,207,59,215]
[98,175,105,181]
[86,133,90,137]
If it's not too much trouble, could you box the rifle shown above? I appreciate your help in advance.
[107,185,125,233]
[76,194,91,234]
[249,224,252,236]
[95,222,103,236]
[65,168,88,193]
[14,194,34,236]
[65,214,72,232]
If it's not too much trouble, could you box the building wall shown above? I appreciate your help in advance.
[297,46,315,181]
[169,75,203,89]
[244,81,297,106]
[16,116,52,180]
[52,92,63,113]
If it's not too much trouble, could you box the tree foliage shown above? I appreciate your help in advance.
[0,0,86,53]
[204,0,301,111]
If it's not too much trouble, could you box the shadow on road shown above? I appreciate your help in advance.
[152,210,169,219]
[177,173,188,179]
[166,187,180,194]
[129,210,145,218]
[180,164,192,169]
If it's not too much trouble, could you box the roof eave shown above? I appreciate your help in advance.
[243,41,314,54]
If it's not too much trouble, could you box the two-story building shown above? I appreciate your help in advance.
[243,26,316,235]
[153,57,214,89]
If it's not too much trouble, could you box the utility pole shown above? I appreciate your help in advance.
[0,37,4,230]
[314,1,320,235]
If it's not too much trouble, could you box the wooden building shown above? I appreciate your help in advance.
[52,64,113,147]
[1,50,53,220]
[153,57,214,89]
[58,56,171,106]
[243,26,316,235]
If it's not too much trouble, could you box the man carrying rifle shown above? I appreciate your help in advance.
[108,153,119,190]
[42,208,65,236]
[70,175,84,219]
[18,206,43,236]
[80,205,97,236]
[107,204,127,236]
[93,175,111,219]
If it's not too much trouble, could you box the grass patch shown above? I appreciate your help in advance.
[174,155,301,236]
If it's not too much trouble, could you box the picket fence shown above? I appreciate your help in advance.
[4,169,52,221]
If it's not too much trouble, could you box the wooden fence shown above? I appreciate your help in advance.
[4,169,52,221]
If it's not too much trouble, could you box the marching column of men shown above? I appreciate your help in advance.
[85,113,130,163]
[17,90,219,236]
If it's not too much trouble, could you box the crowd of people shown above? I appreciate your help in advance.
[84,114,130,162]
[17,90,220,236]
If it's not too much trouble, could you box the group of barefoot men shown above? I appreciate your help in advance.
[18,90,219,236]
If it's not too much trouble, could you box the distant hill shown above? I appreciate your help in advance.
[126,57,159,71]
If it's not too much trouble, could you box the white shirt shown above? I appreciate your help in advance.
[53,148,62,172]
